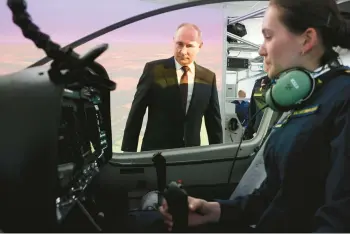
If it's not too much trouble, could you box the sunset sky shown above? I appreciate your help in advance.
[1,1,349,152]
[1,0,226,43]
[0,1,228,151]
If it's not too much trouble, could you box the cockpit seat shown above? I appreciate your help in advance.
[0,67,63,232]
[229,141,267,200]
[229,112,287,200]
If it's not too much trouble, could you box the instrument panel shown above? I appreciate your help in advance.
[56,86,109,223]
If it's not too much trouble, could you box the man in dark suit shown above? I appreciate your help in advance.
[121,23,223,152]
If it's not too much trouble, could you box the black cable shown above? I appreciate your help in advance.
[27,0,249,68]
[7,0,79,66]
[76,200,102,232]
[7,0,118,93]
[227,105,268,184]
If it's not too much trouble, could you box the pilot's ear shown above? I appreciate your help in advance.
[300,28,317,54]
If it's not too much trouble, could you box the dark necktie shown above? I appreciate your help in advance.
[179,66,190,111]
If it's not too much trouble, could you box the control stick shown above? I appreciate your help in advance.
[152,152,166,206]
[163,181,189,233]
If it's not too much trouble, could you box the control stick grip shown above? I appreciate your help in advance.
[152,152,166,206]
[163,181,188,232]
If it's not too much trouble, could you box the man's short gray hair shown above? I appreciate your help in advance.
[175,23,202,42]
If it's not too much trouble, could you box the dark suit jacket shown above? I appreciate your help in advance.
[121,57,223,152]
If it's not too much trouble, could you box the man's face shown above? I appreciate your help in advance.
[173,26,202,66]
[238,91,246,98]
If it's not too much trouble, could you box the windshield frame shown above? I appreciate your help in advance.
[27,0,268,68]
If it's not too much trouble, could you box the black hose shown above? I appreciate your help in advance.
[7,0,80,66]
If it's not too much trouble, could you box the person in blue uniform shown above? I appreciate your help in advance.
[155,0,350,232]
[232,90,249,127]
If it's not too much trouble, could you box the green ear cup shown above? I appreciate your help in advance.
[265,88,277,111]
[266,69,313,111]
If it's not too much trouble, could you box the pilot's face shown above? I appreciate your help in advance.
[173,27,202,66]
[258,5,305,78]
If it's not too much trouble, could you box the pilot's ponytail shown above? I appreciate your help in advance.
[332,19,350,49]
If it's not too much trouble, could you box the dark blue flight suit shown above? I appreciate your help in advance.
[125,67,350,232]
[217,66,350,232]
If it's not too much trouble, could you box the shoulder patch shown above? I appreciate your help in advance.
[291,105,319,118]
[316,79,323,85]
[273,112,292,128]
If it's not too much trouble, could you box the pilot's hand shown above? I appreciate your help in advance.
[159,196,221,231]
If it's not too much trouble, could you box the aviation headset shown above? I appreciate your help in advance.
[265,64,346,112]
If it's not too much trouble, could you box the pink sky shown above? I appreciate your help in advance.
[0,1,225,151]
[1,0,225,43]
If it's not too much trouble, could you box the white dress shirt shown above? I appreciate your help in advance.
[174,58,195,114]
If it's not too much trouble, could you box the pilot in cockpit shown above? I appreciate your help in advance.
[126,0,350,232]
